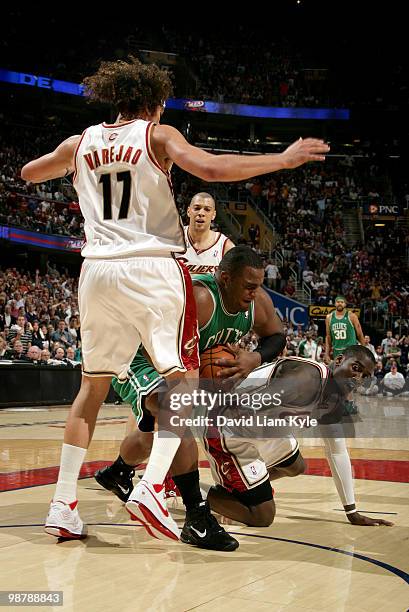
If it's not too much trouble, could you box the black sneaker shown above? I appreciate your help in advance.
[94,465,134,502]
[181,501,239,552]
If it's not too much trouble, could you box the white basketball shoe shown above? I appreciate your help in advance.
[125,480,180,541]
[44,500,87,539]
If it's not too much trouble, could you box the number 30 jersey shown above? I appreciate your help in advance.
[74,119,186,259]
[329,310,357,355]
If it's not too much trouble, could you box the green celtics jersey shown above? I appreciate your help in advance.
[329,310,357,355]
[193,274,254,351]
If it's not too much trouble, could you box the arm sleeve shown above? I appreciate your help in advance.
[254,332,286,364]
[322,436,355,507]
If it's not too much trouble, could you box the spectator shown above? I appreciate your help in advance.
[283,277,296,297]
[41,348,51,363]
[67,316,81,346]
[314,336,325,362]
[381,362,406,396]
[31,321,43,349]
[364,335,376,358]
[298,332,317,359]
[12,340,28,360]
[8,315,26,344]
[381,330,394,354]
[0,337,12,359]
[384,339,401,370]
[26,345,42,363]
[248,223,257,248]
[51,320,74,349]
[264,260,280,290]
[66,345,81,367]
[374,345,384,366]
[0,304,16,330]
[39,323,50,349]
[294,323,304,338]
[399,336,409,369]
[374,361,386,387]
[285,333,298,356]
[53,347,66,361]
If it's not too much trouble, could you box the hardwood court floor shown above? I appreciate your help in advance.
[0,400,408,612]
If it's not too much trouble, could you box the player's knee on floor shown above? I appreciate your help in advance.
[248,499,276,527]
[232,480,276,527]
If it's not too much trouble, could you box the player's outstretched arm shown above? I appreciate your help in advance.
[21,135,80,183]
[154,125,329,182]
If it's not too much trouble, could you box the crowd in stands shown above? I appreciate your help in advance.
[0,266,81,367]
[161,27,321,108]
[2,134,409,331]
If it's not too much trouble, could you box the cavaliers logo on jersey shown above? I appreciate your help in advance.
[183,334,198,356]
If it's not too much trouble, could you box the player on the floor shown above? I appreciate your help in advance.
[204,345,393,527]
[98,339,392,529]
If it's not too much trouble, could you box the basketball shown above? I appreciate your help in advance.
[199,344,236,379]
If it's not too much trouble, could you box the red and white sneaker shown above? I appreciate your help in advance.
[44,500,87,540]
[125,480,180,541]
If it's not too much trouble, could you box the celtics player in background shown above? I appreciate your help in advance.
[325,296,365,414]
[95,246,286,550]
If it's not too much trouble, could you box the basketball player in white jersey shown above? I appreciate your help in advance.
[21,56,329,542]
[177,192,234,274]
[121,191,233,437]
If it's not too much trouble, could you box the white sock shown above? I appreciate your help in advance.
[53,443,87,504]
[142,431,181,486]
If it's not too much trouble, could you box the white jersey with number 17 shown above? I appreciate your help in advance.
[74,119,185,259]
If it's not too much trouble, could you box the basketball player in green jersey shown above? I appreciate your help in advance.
[96,246,286,550]
[326,296,365,414]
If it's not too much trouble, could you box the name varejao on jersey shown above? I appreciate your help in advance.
[82,145,142,170]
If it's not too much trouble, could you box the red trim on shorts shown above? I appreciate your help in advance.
[175,260,199,370]
[206,437,249,493]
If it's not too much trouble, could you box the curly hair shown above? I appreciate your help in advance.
[82,56,173,119]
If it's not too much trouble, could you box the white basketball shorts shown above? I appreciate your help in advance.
[78,256,199,380]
